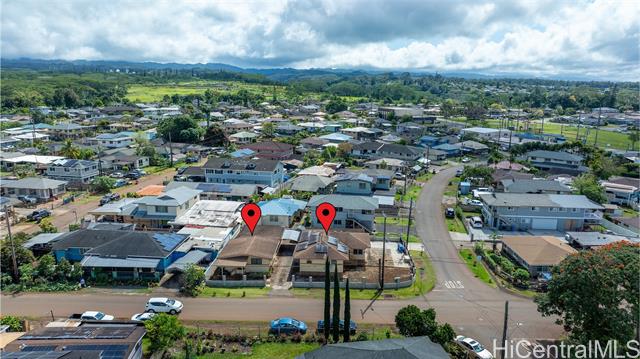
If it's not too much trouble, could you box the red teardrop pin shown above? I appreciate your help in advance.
[316,202,336,235]
[241,203,261,235]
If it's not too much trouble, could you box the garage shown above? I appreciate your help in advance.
[531,218,557,230]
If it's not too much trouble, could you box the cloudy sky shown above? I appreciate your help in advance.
[2,0,638,80]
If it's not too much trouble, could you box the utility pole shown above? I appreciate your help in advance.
[4,205,18,281]
[405,198,413,250]
[576,113,581,142]
[97,146,103,176]
[500,301,509,359]
[380,215,387,290]
[168,132,174,167]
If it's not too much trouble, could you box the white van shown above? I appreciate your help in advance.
[470,217,483,228]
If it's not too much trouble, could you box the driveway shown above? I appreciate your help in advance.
[416,166,562,347]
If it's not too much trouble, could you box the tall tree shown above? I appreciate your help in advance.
[262,121,275,138]
[536,242,639,346]
[572,174,607,204]
[332,261,341,342]
[323,258,331,340]
[343,278,351,342]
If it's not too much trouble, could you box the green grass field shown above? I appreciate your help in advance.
[448,117,633,150]
[396,185,422,201]
[446,216,467,233]
[199,287,271,298]
[458,249,496,288]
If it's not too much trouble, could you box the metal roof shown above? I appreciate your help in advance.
[81,256,160,269]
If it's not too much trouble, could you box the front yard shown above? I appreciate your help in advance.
[199,287,271,298]
[458,249,496,288]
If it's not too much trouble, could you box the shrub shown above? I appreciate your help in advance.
[1,316,23,331]
[355,332,369,341]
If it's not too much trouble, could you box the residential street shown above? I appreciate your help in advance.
[414,166,562,346]
[0,166,562,350]
[5,166,180,235]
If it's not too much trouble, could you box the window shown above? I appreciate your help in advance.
[156,206,168,213]
[334,220,342,225]
[250,258,262,265]
[270,215,278,222]
[306,260,312,264]
[358,183,366,189]
[353,249,363,255]
[531,207,539,211]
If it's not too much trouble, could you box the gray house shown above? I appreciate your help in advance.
[46,159,99,185]
[500,179,572,194]
[308,194,378,233]
[1,177,67,202]
[204,158,284,187]
[524,150,588,175]
[479,193,603,231]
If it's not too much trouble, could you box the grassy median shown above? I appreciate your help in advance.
[458,249,496,288]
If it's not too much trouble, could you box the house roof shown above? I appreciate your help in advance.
[171,200,243,227]
[566,231,637,247]
[1,177,67,189]
[242,141,293,152]
[298,165,335,177]
[308,194,379,210]
[81,256,160,269]
[335,172,375,184]
[319,133,353,141]
[52,230,187,258]
[502,179,572,193]
[462,127,500,134]
[332,230,371,250]
[501,236,577,267]
[298,336,449,359]
[48,159,97,168]
[229,131,258,138]
[526,150,584,162]
[258,198,307,216]
[217,226,282,260]
[293,230,350,261]
[136,187,201,206]
[459,140,489,150]
[288,175,335,192]
[479,193,603,209]
[204,157,281,172]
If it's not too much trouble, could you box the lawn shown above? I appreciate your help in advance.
[374,216,411,226]
[446,216,467,233]
[291,250,436,300]
[458,249,496,288]
[395,184,422,201]
[416,172,434,182]
[197,342,320,359]
[443,178,460,197]
[623,207,639,218]
[199,286,271,298]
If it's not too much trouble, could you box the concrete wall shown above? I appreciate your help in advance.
[292,274,414,290]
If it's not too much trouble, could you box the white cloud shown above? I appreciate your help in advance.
[0,0,637,80]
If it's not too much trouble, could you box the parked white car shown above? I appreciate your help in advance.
[145,297,183,314]
[456,335,494,359]
[80,311,114,321]
[131,312,156,322]
[472,188,493,198]
[470,216,484,229]
[469,199,483,206]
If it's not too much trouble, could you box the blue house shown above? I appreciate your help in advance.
[335,173,375,195]
[52,229,188,280]
[204,158,284,187]
[419,136,440,147]
[432,143,461,157]
[258,197,308,226]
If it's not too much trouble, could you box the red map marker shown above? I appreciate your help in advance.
[241,203,261,235]
[316,202,336,234]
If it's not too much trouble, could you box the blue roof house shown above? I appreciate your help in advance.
[259,198,308,227]
[432,143,461,157]
[51,229,189,280]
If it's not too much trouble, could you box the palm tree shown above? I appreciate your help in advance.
[60,139,80,159]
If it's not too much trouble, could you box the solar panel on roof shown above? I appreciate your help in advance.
[315,244,327,253]
[154,233,184,251]
[328,236,337,245]
[21,346,57,352]
[337,243,349,254]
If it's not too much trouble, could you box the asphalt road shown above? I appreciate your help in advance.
[0,165,562,350]
[414,166,562,347]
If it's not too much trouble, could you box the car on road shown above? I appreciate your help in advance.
[113,179,129,188]
[110,172,125,178]
[316,319,356,335]
[445,207,455,218]
[269,317,307,335]
[455,169,464,177]
[145,297,183,314]
[99,193,121,205]
[126,172,142,180]
[394,172,405,179]
[173,175,187,182]
[455,335,494,359]
[80,311,115,321]
[130,312,156,322]
[185,156,199,163]
[461,157,471,163]
[18,195,37,205]
[27,209,51,222]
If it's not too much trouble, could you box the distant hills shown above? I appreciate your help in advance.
[0,58,625,83]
